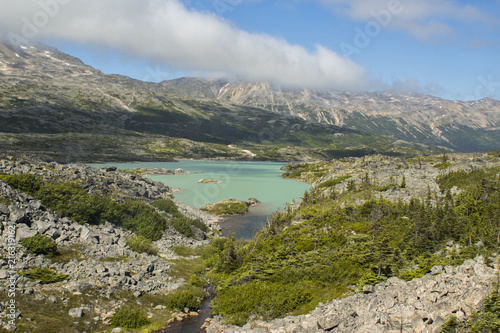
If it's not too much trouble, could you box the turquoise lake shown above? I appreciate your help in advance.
[89,161,310,239]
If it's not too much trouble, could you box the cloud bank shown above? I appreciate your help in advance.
[0,0,367,90]
[317,0,497,41]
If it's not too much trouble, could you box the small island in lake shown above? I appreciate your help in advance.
[200,198,261,216]
[120,167,193,176]
[198,178,223,184]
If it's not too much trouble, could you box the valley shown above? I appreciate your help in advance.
[0,39,500,333]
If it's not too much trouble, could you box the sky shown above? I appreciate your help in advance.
[0,0,499,101]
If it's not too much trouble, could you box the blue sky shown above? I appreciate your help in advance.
[1,0,500,100]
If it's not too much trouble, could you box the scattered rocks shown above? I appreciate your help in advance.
[0,159,220,330]
[206,256,497,333]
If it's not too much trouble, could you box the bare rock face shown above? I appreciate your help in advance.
[161,78,500,152]
[206,257,497,333]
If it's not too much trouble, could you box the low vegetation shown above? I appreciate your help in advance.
[165,286,204,312]
[19,268,68,284]
[1,174,211,241]
[202,164,500,325]
[153,198,208,237]
[440,285,500,332]
[20,234,58,256]
[125,235,158,255]
[110,306,150,329]
[200,199,249,216]
[317,175,351,189]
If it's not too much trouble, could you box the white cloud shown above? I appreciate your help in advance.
[0,0,367,90]
[317,0,498,41]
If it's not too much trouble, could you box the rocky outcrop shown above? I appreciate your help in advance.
[308,153,500,205]
[0,159,218,330]
[206,257,497,333]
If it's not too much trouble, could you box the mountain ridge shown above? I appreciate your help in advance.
[159,77,500,151]
[0,41,445,162]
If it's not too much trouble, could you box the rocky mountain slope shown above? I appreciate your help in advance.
[0,41,436,163]
[206,256,497,333]
[202,152,500,332]
[0,159,219,332]
[160,78,500,152]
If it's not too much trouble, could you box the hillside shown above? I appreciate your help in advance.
[1,153,500,332]
[0,41,438,163]
[200,152,500,332]
[0,159,220,332]
[160,78,500,152]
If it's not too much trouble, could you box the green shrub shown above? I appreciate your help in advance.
[399,265,432,282]
[190,219,209,232]
[20,234,58,256]
[172,216,194,237]
[211,281,313,326]
[36,182,117,225]
[439,315,459,333]
[152,198,181,217]
[317,175,351,189]
[165,288,202,311]
[125,235,158,255]
[189,275,206,288]
[19,179,169,241]
[433,162,452,170]
[20,268,68,284]
[488,150,500,157]
[110,307,149,329]
[2,173,43,195]
[120,200,167,241]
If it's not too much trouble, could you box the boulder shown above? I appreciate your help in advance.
[69,308,84,318]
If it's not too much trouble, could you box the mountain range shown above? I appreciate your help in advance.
[0,41,498,162]
[161,78,500,152]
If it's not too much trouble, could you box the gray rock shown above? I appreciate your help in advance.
[363,284,374,294]
[4,324,17,332]
[69,308,84,318]
[0,268,9,279]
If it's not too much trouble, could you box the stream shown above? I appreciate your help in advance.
[156,291,214,333]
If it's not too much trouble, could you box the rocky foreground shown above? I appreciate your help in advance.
[0,159,220,331]
[206,256,497,333]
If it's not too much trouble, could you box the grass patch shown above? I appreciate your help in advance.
[100,255,129,263]
[19,268,68,284]
[433,162,452,170]
[0,196,12,205]
[172,245,197,257]
[169,256,205,281]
